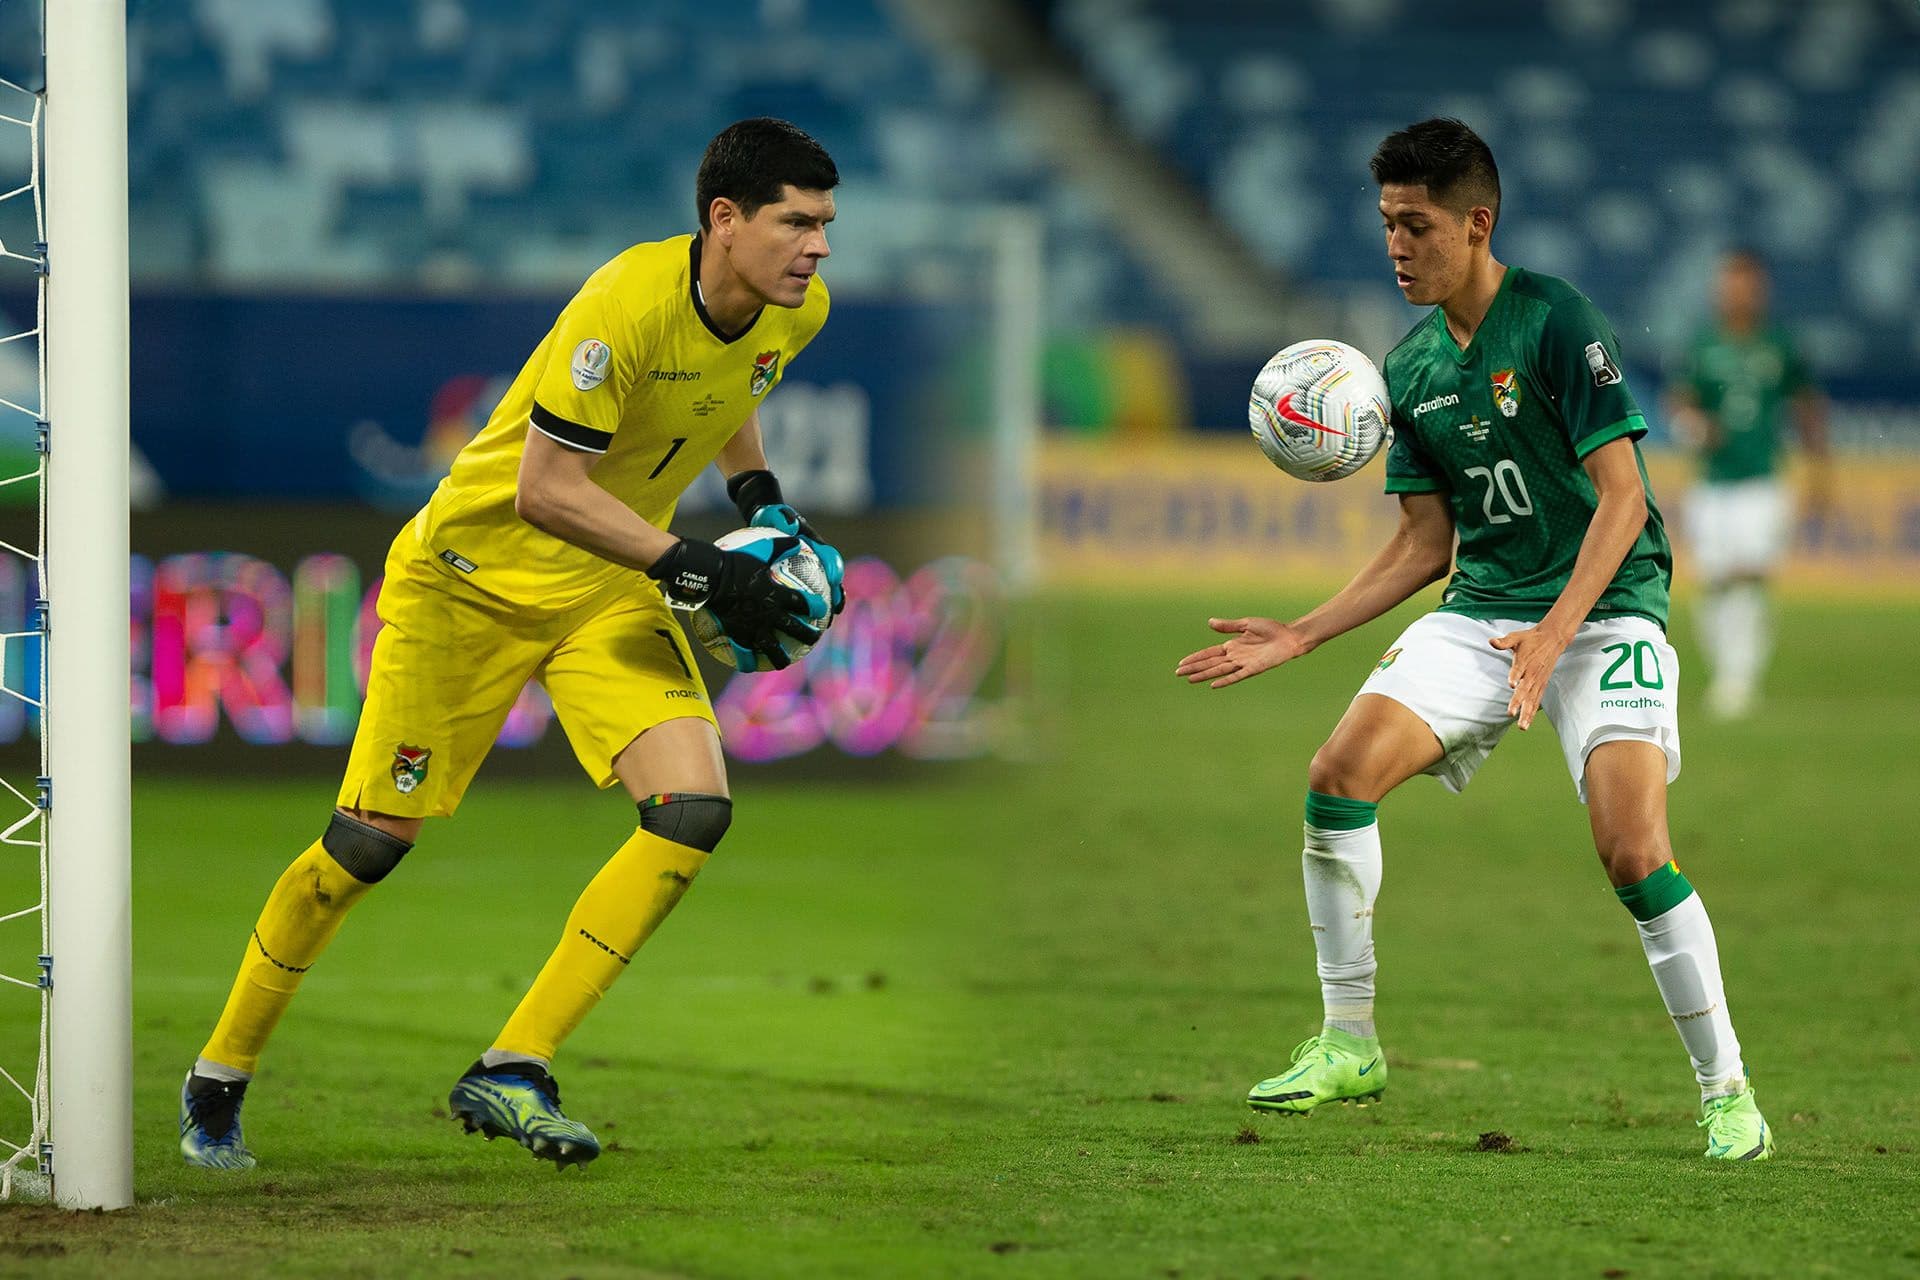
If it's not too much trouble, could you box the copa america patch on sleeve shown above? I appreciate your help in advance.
[571,338,613,391]
[1583,341,1622,387]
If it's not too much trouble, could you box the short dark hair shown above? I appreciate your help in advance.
[1370,118,1501,229]
[696,118,839,231]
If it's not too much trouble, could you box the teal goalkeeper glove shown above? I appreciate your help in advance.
[647,536,821,670]
[726,470,845,617]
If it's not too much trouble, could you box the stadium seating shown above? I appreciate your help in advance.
[1044,0,1920,381]
[110,0,1920,400]
[121,0,1182,330]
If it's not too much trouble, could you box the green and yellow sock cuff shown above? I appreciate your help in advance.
[1304,791,1379,831]
[1615,859,1696,921]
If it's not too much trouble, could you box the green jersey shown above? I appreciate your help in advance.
[1676,324,1812,484]
[1383,267,1672,629]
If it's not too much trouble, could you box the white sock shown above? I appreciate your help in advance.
[1634,892,1746,1095]
[1302,810,1382,1040]
[1715,582,1768,700]
[1699,586,1731,694]
[481,1047,551,1071]
[193,1056,252,1084]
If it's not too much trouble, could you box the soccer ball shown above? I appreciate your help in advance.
[1248,339,1392,482]
[686,527,832,672]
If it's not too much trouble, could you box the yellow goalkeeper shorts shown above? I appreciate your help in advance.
[336,530,716,819]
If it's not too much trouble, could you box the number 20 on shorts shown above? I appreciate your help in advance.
[1599,640,1664,690]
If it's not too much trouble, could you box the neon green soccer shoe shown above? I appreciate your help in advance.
[1699,1081,1774,1161]
[1247,1027,1386,1114]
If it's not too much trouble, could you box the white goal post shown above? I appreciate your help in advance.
[43,0,132,1211]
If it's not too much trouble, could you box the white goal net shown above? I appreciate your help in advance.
[0,26,47,1203]
[0,0,132,1210]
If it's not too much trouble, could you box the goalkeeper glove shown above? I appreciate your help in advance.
[647,536,821,669]
[726,469,845,617]
[727,469,817,541]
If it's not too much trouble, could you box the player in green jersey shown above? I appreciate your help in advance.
[1177,119,1771,1160]
[1667,248,1829,719]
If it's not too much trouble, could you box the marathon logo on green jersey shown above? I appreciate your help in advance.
[1412,393,1459,416]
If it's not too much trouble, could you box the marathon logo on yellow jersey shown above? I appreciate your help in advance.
[571,338,613,391]
[750,350,780,397]
[1490,368,1521,418]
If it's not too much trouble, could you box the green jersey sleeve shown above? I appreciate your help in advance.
[1383,403,1444,494]
[1537,293,1647,458]
[1676,329,1711,401]
[1781,335,1815,398]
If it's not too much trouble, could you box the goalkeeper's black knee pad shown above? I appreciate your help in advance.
[638,793,733,852]
[321,811,413,884]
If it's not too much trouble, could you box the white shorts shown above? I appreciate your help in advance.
[1686,478,1790,581]
[1358,612,1682,803]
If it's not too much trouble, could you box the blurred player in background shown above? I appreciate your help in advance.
[1178,119,1773,1160]
[1667,248,1828,720]
[179,118,845,1171]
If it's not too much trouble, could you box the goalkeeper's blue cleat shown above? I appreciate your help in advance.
[179,1071,257,1170]
[448,1059,601,1169]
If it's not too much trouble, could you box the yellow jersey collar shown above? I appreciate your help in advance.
[689,233,764,345]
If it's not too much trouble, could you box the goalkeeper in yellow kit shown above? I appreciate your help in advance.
[179,119,845,1170]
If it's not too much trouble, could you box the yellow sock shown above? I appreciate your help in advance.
[200,840,378,1074]
[492,829,709,1062]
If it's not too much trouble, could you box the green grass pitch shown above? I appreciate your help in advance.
[1,591,1916,1277]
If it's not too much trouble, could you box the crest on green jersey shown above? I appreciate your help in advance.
[1490,368,1521,419]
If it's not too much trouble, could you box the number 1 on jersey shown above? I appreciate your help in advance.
[649,437,688,480]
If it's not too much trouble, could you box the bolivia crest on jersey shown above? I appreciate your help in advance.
[391,744,432,794]
[1490,368,1521,418]
[750,350,780,397]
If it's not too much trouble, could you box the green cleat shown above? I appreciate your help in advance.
[1248,1027,1386,1114]
[448,1059,601,1169]
[1699,1081,1774,1161]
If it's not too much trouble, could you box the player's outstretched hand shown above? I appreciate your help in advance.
[1489,622,1573,730]
[1175,616,1308,689]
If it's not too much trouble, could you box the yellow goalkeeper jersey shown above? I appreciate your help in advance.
[407,233,830,611]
